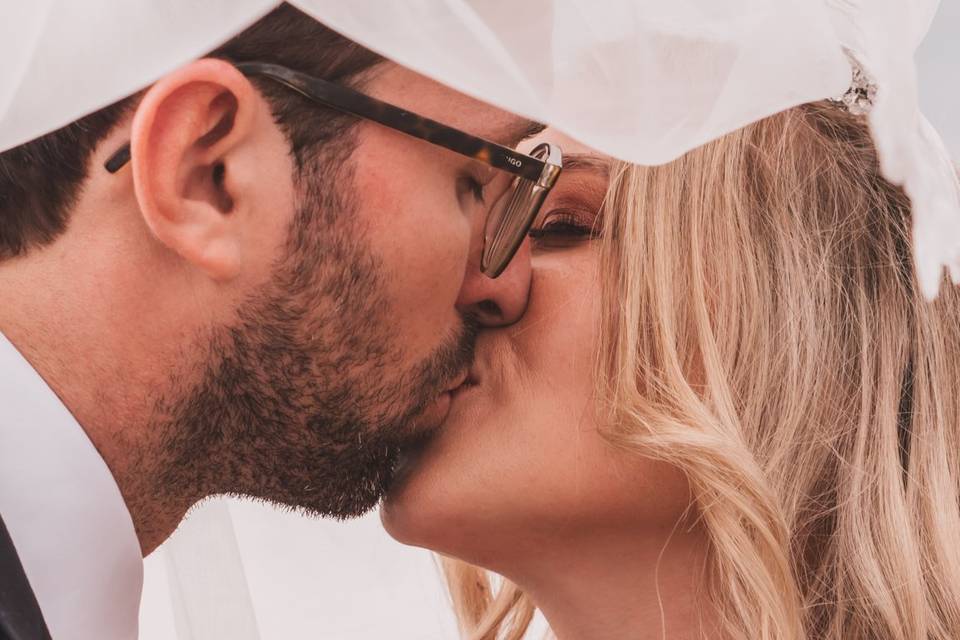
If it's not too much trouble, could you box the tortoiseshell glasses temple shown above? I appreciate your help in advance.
[103,61,563,278]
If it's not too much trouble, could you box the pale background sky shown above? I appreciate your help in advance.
[918,0,959,159]
[140,502,464,639]
[139,6,958,639]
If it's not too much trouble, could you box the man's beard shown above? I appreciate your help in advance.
[150,148,478,519]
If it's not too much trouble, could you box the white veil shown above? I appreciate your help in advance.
[1,1,956,637]
[2,1,955,292]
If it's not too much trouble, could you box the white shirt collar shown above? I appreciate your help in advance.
[0,331,143,639]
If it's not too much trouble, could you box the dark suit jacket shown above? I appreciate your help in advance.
[0,514,51,640]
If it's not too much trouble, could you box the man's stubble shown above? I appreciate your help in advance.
[135,140,478,534]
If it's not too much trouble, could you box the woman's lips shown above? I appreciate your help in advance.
[418,369,475,432]
[390,372,481,490]
[444,370,470,394]
[450,380,476,399]
[449,368,480,399]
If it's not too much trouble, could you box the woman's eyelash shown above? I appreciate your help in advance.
[528,211,598,239]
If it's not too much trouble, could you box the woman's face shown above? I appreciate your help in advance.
[381,133,690,570]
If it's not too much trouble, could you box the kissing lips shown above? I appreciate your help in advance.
[444,369,470,395]
[388,368,481,493]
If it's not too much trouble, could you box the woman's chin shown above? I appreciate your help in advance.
[381,419,487,550]
[380,431,448,547]
[379,467,461,551]
[378,492,415,546]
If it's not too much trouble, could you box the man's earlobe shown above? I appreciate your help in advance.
[129,58,258,282]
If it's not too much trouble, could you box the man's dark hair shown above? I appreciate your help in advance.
[0,3,384,260]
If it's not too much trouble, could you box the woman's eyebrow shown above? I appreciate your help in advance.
[561,153,610,176]
[487,119,547,148]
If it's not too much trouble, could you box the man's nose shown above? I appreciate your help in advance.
[456,239,532,326]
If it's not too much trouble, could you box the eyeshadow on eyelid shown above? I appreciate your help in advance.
[559,164,609,182]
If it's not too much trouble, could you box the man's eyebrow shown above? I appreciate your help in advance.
[490,119,547,148]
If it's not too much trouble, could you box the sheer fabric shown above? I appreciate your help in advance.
[0,2,955,637]
[0,0,954,293]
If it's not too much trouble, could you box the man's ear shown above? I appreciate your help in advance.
[130,58,260,281]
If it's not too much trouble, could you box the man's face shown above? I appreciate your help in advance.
[154,64,539,518]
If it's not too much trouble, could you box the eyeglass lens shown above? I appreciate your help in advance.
[481,144,554,277]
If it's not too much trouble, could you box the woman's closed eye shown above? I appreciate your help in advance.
[528,163,607,249]
[528,209,600,249]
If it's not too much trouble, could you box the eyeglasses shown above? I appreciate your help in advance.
[104,61,563,278]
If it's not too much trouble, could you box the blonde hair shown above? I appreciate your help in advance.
[443,102,960,640]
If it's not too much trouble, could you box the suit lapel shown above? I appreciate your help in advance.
[0,514,51,640]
